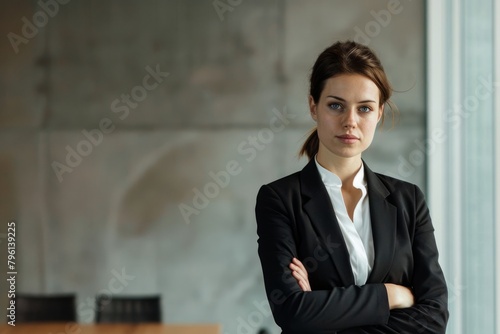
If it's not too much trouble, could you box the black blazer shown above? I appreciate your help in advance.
[255,159,448,333]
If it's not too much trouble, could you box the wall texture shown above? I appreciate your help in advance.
[0,1,425,333]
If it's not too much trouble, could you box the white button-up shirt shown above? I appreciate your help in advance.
[315,157,375,286]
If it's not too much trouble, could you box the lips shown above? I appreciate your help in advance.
[336,134,359,144]
[337,134,359,140]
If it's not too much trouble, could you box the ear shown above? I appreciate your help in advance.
[377,103,384,122]
[309,95,318,122]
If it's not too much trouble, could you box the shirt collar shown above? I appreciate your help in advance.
[314,155,366,191]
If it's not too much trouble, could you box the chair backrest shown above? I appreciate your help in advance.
[15,294,76,323]
[95,295,161,323]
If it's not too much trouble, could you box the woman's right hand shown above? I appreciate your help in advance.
[289,257,311,292]
[384,283,415,309]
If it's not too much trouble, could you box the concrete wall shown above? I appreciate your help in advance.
[0,1,425,332]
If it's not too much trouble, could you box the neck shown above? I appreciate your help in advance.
[316,147,362,185]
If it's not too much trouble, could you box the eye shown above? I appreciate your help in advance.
[329,103,343,110]
[359,106,372,113]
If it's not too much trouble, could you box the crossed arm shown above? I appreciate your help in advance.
[256,184,448,333]
[289,258,415,310]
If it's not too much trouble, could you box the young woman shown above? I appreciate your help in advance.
[255,41,448,333]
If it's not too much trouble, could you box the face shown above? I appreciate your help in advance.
[309,74,383,162]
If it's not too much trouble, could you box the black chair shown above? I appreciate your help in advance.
[95,295,161,323]
[15,294,76,323]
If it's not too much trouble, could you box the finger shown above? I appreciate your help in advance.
[292,270,311,291]
[293,258,308,276]
[289,263,305,274]
[298,280,311,292]
[292,257,307,272]
[290,265,308,281]
[298,276,311,292]
[292,272,309,290]
[292,269,307,282]
[292,271,310,291]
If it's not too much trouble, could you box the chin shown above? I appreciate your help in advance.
[330,149,362,159]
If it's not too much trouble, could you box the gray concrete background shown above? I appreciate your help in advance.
[0,1,425,333]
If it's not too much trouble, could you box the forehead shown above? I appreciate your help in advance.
[321,74,380,102]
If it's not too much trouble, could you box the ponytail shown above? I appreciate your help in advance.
[299,128,319,160]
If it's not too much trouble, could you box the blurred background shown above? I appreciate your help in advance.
[0,0,498,333]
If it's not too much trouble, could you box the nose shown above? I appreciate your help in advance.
[342,107,358,129]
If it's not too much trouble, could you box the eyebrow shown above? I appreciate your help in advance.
[326,95,377,104]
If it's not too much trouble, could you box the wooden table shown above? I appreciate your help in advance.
[0,323,221,334]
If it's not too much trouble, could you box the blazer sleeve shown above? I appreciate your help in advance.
[256,184,390,332]
[339,185,449,334]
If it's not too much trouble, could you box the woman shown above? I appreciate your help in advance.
[255,41,448,333]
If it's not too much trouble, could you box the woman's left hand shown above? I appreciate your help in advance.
[289,257,311,292]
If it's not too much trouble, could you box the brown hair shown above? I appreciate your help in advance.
[299,41,396,160]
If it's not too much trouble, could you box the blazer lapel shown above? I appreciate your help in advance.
[364,164,398,283]
[300,159,355,286]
